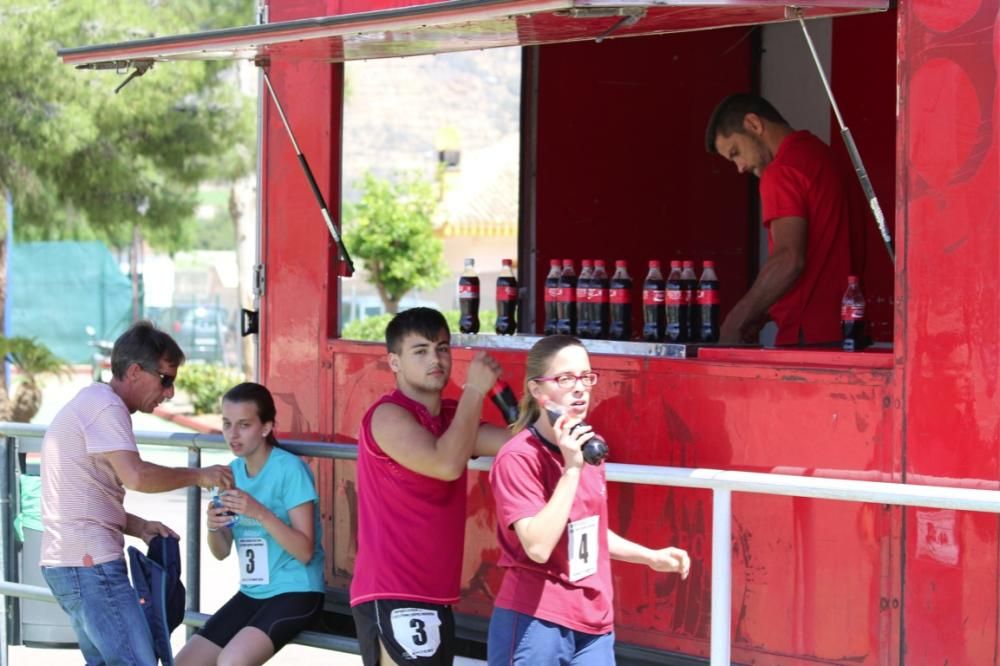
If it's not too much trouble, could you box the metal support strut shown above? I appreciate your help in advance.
[795,10,895,264]
[261,69,356,276]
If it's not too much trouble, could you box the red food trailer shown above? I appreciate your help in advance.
[60,1,1000,662]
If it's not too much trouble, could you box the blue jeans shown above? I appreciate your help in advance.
[487,607,615,665]
[42,559,158,666]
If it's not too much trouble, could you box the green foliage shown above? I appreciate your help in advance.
[175,363,244,415]
[344,171,447,312]
[341,310,497,341]
[1,336,71,385]
[0,0,256,252]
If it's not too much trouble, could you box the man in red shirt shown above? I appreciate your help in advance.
[350,307,509,665]
[705,94,852,346]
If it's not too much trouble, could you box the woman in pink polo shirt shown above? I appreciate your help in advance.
[487,335,690,665]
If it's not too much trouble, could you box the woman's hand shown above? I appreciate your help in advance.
[648,546,691,579]
[206,498,233,532]
[219,488,266,522]
[551,411,588,470]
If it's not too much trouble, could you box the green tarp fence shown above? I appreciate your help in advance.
[14,474,41,542]
[11,241,133,364]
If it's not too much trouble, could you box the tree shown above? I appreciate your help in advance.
[344,171,448,313]
[0,0,256,378]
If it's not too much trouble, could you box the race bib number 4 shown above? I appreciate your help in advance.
[237,537,269,586]
[389,607,443,659]
[567,515,599,582]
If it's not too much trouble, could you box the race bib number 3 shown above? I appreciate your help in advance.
[237,537,270,586]
[389,608,443,659]
[567,515,599,582]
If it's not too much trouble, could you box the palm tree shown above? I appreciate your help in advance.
[3,337,71,423]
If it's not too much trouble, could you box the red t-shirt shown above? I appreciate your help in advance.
[489,428,614,635]
[760,130,852,345]
[350,390,466,606]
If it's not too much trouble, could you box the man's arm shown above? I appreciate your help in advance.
[375,352,501,481]
[103,450,233,493]
[124,513,178,544]
[719,216,808,344]
[473,423,510,457]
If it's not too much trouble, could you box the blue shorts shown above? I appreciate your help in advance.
[487,607,615,665]
[42,559,157,666]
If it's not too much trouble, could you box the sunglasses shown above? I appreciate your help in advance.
[141,365,176,389]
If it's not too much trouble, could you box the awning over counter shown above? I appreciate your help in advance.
[58,0,889,68]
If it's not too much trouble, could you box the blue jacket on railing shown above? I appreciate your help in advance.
[128,535,185,666]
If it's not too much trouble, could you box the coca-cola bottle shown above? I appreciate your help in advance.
[575,260,593,338]
[841,275,867,351]
[697,260,720,342]
[665,260,686,342]
[543,259,561,336]
[495,258,518,336]
[588,259,610,339]
[642,260,666,342]
[489,380,520,425]
[556,259,577,336]
[458,258,480,334]
[608,260,633,341]
[681,260,698,341]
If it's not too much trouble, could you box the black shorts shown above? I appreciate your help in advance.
[352,599,455,665]
[198,591,324,652]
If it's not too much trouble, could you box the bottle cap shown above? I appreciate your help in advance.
[848,275,859,284]
[649,260,660,268]
[502,258,512,266]
[582,259,593,267]
[615,259,627,268]
[550,259,560,267]
[704,260,715,268]
[464,258,475,267]
[595,259,606,267]
[670,260,681,268]
[683,260,694,268]
[562,259,574,267]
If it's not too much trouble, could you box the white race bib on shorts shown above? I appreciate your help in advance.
[567,515,599,582]
[390,607,442,658]
[237,537,269,585]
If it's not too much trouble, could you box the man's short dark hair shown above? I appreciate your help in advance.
[705,94,789,154]
[385,308,450,354]
[111,321,185,379]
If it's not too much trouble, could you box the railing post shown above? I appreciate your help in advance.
[0,436,12,666]
[710,489,732,666]
[185,446,202,639]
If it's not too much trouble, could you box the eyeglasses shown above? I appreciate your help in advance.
[141,365,176,389]
[533,372,599,389]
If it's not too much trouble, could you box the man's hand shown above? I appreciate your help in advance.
[198,465,234,490]
[465,351,502,396]
[648,546,691,579]
[139,520,179,545]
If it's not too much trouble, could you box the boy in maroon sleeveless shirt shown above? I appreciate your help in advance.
[351,308,509,665]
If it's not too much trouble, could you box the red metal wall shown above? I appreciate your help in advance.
[898,1,1000,663]
[531,30,756,336]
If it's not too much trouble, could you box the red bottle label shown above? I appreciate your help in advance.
[496,286,518,301]
[841,304,865,320]
[576,286,589,303]
[458,284,479,298]
[589,287,608,303]
[643,289,665,305]
[545,287,560,303]
[682,289,694,305]
[609,288,631,304]
[558,288,575,303]
[666,289,683,304]
[697,289,720,305]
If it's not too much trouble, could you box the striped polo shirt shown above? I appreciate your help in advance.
[40,383,138,567]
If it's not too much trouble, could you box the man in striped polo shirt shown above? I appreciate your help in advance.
[40,321,234,665]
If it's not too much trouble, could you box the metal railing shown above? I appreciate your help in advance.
[5,421,1000,665]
